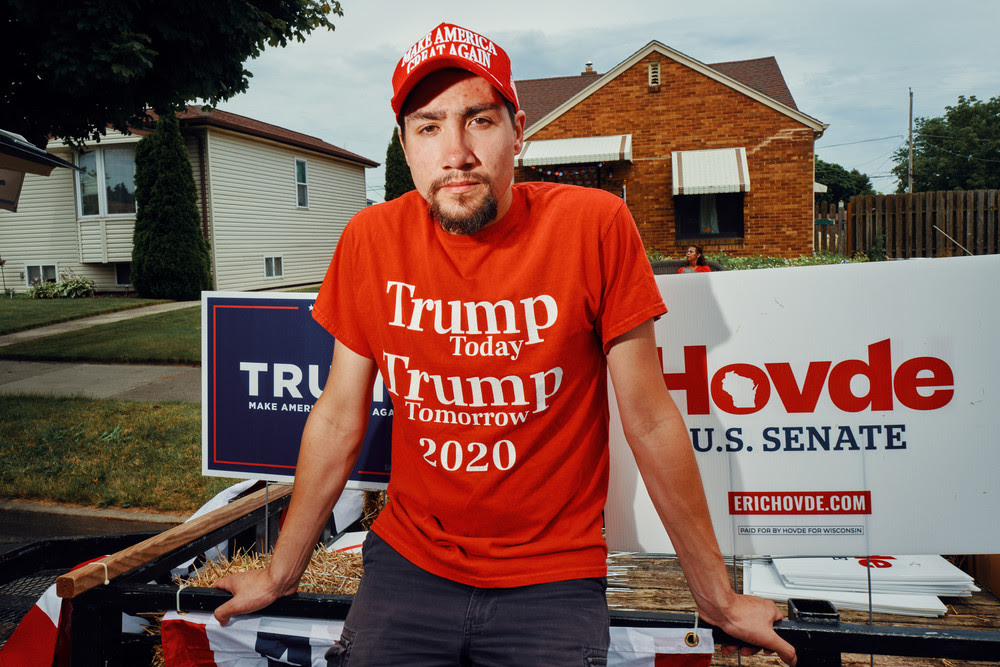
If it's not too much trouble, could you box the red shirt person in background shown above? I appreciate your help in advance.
[679,244,713,273]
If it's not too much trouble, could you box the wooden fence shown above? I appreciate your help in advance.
[814,190,1000,259]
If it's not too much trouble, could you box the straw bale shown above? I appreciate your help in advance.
[176,547,364,596]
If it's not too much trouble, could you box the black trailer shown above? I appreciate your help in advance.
[3,486,999,666]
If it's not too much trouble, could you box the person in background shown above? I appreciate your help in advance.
[679,244,712,273]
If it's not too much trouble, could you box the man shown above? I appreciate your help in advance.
[214,22,797,666]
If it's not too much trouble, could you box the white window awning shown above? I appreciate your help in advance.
[671,147,750,196]
[516,134,632,167]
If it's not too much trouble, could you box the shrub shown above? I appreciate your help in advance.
[645,248,867,270]
[706,251,867,270]
[384,128,415,201]
[26,269,95,299]
[131,109,212,300]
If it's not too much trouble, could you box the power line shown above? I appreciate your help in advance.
[816,135,904,149]
[928,146,1000,164]
[916,132,998,144]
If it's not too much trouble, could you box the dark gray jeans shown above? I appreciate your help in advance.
[326,532,609,666]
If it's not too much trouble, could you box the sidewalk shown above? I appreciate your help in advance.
[0,300,197,348]
[0,300,201,402]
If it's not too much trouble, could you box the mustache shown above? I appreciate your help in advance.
[428,172,490,196]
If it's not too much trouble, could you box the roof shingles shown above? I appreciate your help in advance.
[151,106,378,167]
[515,54,797,127]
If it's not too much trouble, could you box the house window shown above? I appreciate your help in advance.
[674,193,745,239]
[264,256,283,278]
[26,263,57,287]
[115,262,132,286]
[76,146,137,217]
[295,158,308,208]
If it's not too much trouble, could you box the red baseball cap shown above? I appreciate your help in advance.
[391,23,520,118]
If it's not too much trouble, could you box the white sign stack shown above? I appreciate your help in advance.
[744,555,979,617]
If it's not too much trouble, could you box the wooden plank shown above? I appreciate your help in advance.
[975,189,986,255]
[882,195,890,256]
[897,193,906,258]
[990,190,999,254]
[958,190,969,255]
[915,192,926,257]
[922,192,931,257]
[954,190,964,256]
[839,204,848,256]
[854,196,863,257]
[846,198,855,256]
[936,191,947,257]
[858,195,868,257]
[985,190,994,254]
[908,194,917,257]
[868,195,875,254]
[55,484,293,599]
[888,194,899,257]
[877,195,887,257]
[863,195,874,256]
[965,190,980,255]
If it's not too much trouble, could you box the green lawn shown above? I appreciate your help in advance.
[0,305,201,364]
[0,296,169,335]
[0,395,237,512]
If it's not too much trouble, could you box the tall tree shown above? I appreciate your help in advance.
[892,95,1000,192]
[815,157,876,205]
[384,129,415,201]
[0,0,341,149]
[131,110,212,300]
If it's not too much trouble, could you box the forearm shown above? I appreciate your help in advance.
[265,401,367,594]
[609,321,796,663]
[626,408,738,623]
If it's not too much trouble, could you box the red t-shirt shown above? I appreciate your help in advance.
[313,182,666,587]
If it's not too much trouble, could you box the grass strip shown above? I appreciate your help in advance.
[0,395,238,513]
[0,297,169,335]
[0,306,201,365]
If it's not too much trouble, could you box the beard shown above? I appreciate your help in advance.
[427,173,498,235]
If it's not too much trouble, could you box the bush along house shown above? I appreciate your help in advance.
[514,41,827,258]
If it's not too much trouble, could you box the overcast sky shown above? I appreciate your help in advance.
[219,0,999,202]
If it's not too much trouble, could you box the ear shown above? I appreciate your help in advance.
[398,126,411,167]
[512,109,526,156]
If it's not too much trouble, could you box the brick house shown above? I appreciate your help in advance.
[514,41,827,258]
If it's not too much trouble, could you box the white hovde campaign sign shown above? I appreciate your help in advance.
[605,254,1000,557]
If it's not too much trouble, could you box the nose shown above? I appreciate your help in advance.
[442,125,476,170]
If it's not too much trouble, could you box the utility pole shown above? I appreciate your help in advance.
[908,88,914,194]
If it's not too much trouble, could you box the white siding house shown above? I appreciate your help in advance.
[0,107,377,294]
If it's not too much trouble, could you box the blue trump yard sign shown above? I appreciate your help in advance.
[201,291,391,488]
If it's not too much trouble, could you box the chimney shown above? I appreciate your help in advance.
[582,61,596,76]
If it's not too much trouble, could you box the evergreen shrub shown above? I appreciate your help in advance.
[131,110,212,300]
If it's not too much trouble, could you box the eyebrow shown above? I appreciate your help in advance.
[406,103,503,123]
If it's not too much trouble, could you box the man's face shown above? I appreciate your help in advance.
[400,69,525,234]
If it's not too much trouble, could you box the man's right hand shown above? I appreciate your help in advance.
[212,569,295,626]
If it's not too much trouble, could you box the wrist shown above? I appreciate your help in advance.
[265,562,303,598]
[694,587,740,628]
